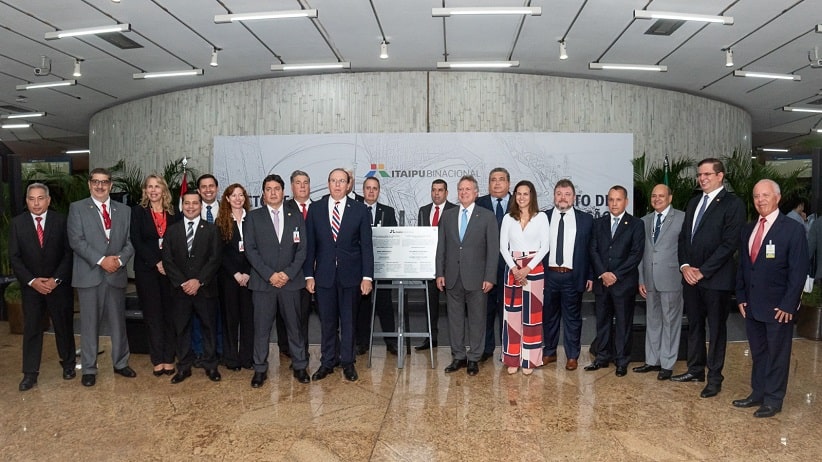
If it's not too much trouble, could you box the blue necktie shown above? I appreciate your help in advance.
[495,198,504,225]
[206,205,214,224]
[653,213,662,244]
[611,216,619,238]
[459,209,468,241]
[692,195,709,241]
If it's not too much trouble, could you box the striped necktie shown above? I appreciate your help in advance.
[331,201,341,241]
[186,221,194,254]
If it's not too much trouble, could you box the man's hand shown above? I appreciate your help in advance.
[601,272,617,287]
[482,281,494,293]
[682,265,703,286]
[360,279,372,296]
[31,278,53,295]
[306,279,315,294]
[100,256,120,273]
[155,261,166,275]
[585,280,593,292]
[774,307,793,323]
[436,277,445,291]
[271,272,289,288]
[181,279,201,296]
[639,284,647,298]
[738,302,747,318]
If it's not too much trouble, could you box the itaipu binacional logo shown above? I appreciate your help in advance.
[365,163,391,178]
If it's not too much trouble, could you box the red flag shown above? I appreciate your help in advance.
[179,170,187,211]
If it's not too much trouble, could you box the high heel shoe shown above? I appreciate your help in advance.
[507,367,518,375]
[522,368,533,375]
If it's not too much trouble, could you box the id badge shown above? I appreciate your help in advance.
[158,238,163,249]
[238,240,245,252]
[765,242,775,259]
[293,228,301,243]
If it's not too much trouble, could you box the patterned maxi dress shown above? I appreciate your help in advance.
[502,252,545,369]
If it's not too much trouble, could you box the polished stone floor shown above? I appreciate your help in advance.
[2,320,821,461]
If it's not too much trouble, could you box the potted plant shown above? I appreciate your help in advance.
[797,284,822,341]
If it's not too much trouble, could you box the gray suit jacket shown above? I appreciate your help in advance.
[435,204,499,291]
[68,197,134,289]
[639,208,685,292]
[244,205,307,292]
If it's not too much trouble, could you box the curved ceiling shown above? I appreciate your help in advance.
[1,0,821,156]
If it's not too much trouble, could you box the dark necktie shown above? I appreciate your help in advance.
[653,213,662,244]
[331,201,341,241]
[692,195,709,239]
[101,203,112,230]
[367,205,374,226]
[301,203,307,220]
[36,216,44,248]
[556,212,565,266]
[432,205,440,227]
[206,205,214,224]
[495,198,504,225]
[186,221,194,254]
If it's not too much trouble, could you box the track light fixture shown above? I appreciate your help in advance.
[559,40,568,60]
[725,49,733,67]
[73,59,82,77]
[380,40,389,60]
[210,48,219,67]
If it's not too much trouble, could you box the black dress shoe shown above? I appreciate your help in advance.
[670,372,705,382]
[251,371,267,388]
[163,368,176,376]
[206,369,222,382]
[312,365,334,381]
[63,368,77,380]
[615,366,627,377]
[343,365,358,382]
[170,369,191,384]
[479,352,494,362]
[293,369,310,384]
[444,359,467,373]
[415,341,437,351]
[113,366,137,378]
[466,361,479,376]
[583,361,608,371]
[700,384,721,398]
[153,369,165,377]
[733,396,764,408]
[632,364,661,373]
[657,369,673,380]
[193,356,205,369]
[226,366,242,372]
[81,374,96,387]
[753,404,781,418]
[386,343,398,355]
[19,375,37,391]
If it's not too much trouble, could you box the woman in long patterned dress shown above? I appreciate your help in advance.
[499,180,550,375]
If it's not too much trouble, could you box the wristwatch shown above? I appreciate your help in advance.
[54,278,63,285]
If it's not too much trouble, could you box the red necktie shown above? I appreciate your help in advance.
[301,203,307,220]
[101,204,112,230]
[432,205,440,227]
[36,216,44,248]
[750,217,766,263]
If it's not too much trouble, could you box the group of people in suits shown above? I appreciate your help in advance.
[10,159,808,417]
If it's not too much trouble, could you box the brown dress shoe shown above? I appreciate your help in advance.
[542,355,557,366]
[565,358,578,371]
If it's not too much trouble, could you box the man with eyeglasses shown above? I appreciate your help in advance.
[672,158,745,399]
[68,168,136,387]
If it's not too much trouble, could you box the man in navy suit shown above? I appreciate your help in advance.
[304,168,374,382]
[10,183,75,391]
[673,158,745,399]
[476,167,510,362]
[542,179,593,371]
[355,176,399,355]
[733,179,808,418]
[585,185,644,377]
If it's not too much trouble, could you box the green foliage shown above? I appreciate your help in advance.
[160,159,198,207]
[107,160,144,206]
[802,283,822,307]
[23,165,89,214]
[722,149,809,220]
[632,153,696,216]
[4,280,21,303]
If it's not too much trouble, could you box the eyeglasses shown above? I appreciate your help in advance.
[89,179,111,186]
[329,179,348,185]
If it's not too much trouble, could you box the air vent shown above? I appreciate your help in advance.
[98,32,143,49]
[644,19,685,36]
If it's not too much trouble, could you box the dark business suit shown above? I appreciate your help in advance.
[9,210,75,376]
[589,213,644,367]
[68,197,134,374]
[476,193,510,356]
[436,204,500,362]
[542,207,594,361]
[678,188,745,385]
[304,196,374,369]
[355,201,398,350]
[736,213,808,410]
[131,205,179,366]
[244,205,308,372]
[219,219,254,369]
[417,200,457,345]
[162,218,223,372]
[275,198,313,358]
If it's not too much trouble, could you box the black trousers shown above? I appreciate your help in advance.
[683,284,730,385]
[21,285,75,374]
[173,293,219,371]
[592,287,635,367]
[219,272,254,368]
[134,268,176,365]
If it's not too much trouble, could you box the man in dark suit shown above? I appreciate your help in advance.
[68,168,135,387]
[304,168,374,382]
[355,176,400,354]
[733,179,808,418]
[542,179,593,371]
[245,174,309,387]
[673,158,745,399]
[415,179,456,351]
[162,190,223,384]
[585,185,644,377]
[476,167,510,362]
[278,170,313,362]
[10,183,75,391]
[436,175,499,376]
